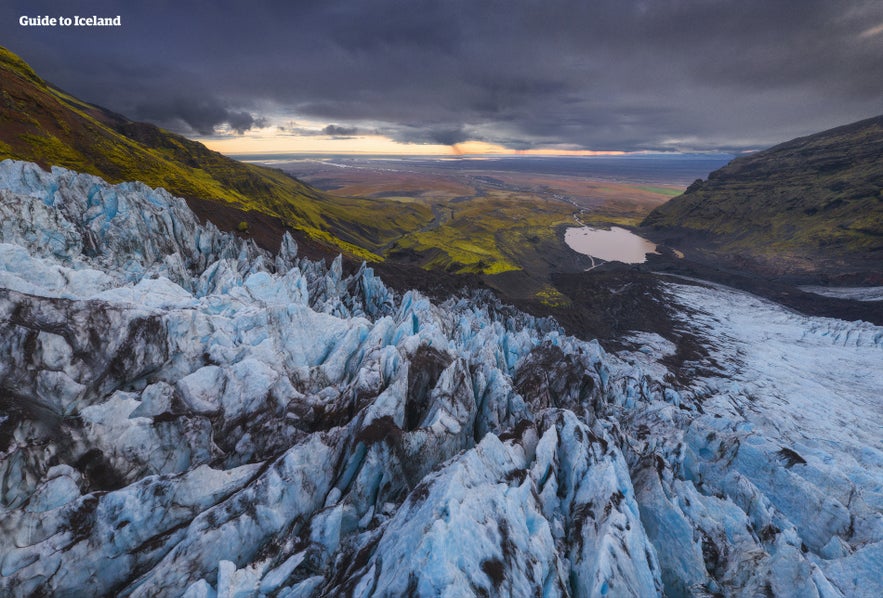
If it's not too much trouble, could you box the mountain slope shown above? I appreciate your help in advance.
[0,46,432,260]
[641,115,883,280]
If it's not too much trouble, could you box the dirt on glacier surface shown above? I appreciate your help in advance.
[0,160,881,597]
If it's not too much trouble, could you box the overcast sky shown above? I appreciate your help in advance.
[3,0,883,154]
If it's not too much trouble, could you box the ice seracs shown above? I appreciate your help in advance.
[0,159,880,597]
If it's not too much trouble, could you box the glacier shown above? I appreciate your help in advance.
[0,159,880,597]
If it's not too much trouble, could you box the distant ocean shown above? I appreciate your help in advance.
[235,153,734,187]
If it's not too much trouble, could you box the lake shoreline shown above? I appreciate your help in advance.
[564,224,659,265]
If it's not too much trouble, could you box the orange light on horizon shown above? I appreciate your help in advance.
[199,130,630,157]
[201,133,452,155]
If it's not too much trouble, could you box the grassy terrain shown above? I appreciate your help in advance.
[291,159,680,303]
[389,190,575,275]
[295,160,678,278]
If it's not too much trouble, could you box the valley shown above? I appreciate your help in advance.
[241,154,882,339]
[242,155,721,305]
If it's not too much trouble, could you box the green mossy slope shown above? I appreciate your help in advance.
[642,115,883,276]
[0,46,431,260]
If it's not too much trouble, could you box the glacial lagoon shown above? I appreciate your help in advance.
[564,225,659,264]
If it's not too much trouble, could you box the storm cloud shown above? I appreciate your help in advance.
[3,0,883,151]
[322,124,361,138]
[133,97,264,135]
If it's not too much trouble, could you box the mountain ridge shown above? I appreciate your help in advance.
[641,115,883,282]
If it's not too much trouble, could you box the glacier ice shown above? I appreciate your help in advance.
[0,159,881,597]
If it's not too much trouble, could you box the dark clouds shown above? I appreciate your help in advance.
[387,126,472,146]
[322,124,361,138]
[3,0,883,151]
[134,97,264,135]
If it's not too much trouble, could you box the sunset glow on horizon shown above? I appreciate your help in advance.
[199,129,629,157]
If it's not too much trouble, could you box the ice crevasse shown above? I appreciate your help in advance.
[0,159,880,597]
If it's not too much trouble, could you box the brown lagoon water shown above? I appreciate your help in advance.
[564,226,658,264]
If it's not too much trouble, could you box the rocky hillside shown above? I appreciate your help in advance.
[0,47,432,261]
[642,116,883,281]
[1,160,881,596]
